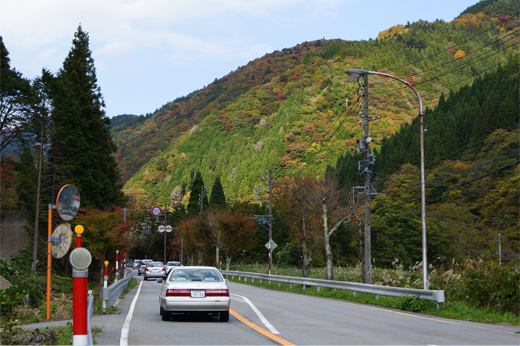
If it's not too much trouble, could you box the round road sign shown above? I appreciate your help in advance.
[151,206,162,216]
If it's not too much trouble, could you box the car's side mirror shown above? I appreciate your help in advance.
[157,278,163,284]
[225,279,229,283]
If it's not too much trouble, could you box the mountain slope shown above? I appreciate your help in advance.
[111,1,518,205]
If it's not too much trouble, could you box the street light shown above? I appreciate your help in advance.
[346,68,428,290]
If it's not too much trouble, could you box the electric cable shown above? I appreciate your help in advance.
[373,160,519,213]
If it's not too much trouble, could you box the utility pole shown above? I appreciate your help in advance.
[352,76,382,284]
[198,186,206,216]
[253,170,276,275]
[497,233,501,265]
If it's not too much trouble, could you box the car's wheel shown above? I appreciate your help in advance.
[162,311,171,321]
[220,311,229,322]
[160,306,163,315]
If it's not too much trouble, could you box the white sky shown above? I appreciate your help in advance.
[1,0,479,118]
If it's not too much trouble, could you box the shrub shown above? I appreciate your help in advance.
[457,259,519,315]
[395,295,435,312]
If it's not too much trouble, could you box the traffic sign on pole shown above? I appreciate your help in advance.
[151,206,162,216]
[265,240,277,251]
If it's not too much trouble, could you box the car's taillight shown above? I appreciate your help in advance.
[162,268,165,272]
[205,289,229,297]
[146,268,149,272]
[166,289,191,296]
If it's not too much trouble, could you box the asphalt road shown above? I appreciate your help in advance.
[16,269,520,345]
[90,270,519,345]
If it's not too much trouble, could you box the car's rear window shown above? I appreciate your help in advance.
[149,262,163,267]
[169,269,222,282]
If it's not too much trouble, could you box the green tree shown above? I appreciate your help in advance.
[156,157,168,172]
[0,36,32,152]
[209,175,226,208]
[186,170,207,216]
[14,141,37,213]
[53,25,125,209]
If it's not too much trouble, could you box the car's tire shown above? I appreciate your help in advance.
[162,311,171,321]
[220,311,229,322]
[160,306,163,315]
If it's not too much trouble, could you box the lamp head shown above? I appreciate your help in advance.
[346,69,369,79]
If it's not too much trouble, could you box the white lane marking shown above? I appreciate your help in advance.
[120,281,143,346]
[231,293,279,335]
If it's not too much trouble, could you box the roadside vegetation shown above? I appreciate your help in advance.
[0,248,135,345]
[229,261,519,326]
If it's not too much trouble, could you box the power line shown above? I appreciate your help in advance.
[384,16,515,73]
[367,37,518,100]
[374,160,519,213]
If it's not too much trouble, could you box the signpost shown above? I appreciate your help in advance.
[265,240,277,275]
[158,225,174,264]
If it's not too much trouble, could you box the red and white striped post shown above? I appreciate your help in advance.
[71,225,89,346]
[115,250,119,282]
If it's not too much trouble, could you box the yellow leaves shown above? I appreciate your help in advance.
[454,50,466,61]
[377,24,406,41]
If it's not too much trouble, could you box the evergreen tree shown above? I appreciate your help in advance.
[186,170,208,215]
[53,25,125,209]
[14,141,37,213]
[209,175,226,208]
[0,36,32,152]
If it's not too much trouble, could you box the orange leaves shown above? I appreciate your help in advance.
[74,206,128,260]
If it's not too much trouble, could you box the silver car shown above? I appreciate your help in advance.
[165,261,183,274]
[144,261,166,280]
[138,259,153,275]
[157,266,230,322]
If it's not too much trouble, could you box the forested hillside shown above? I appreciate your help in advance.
[330,55,519,265]
[112,1,518,208]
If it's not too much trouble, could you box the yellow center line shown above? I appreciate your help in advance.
[230,309,296,346]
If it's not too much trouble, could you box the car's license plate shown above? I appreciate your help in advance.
[191,290,205,298]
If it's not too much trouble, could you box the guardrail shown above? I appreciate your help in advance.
[221,270,445,309]
[87,290,94,346]
[101,269,132,310]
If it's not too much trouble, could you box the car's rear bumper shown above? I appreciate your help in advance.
[161,297,230,312]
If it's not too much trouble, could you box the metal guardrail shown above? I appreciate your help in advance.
[87,290,94,346]
[221,270,445,309]
[101,270,132,310]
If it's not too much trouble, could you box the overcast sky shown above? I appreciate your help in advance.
[1,0,479,118]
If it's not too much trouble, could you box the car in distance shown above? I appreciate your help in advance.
[144,261,166,280]
[138,259,153,275]
[157,266,230,322]
[133,259,141,269]
[165,261,183,274]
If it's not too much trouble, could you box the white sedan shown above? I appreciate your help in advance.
[157,266,230,322]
